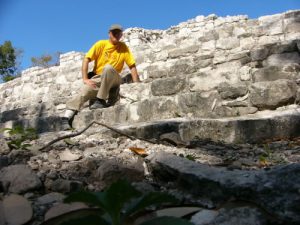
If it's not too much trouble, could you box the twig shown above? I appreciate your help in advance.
[38,121,156,151]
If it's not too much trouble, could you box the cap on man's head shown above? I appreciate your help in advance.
[109,24,123,31]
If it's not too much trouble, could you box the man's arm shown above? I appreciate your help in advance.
[82,57,96,88]
[129,64,140,83]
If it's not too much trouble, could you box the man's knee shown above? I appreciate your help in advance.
[102,65,115,74]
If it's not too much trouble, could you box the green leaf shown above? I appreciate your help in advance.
[64,138,76,145]
[21,143,32,150]
[98,179,142,225]
[124,192,179,218]
[139,216,194,225]
[64,191,104,208]
[61,215,110,225]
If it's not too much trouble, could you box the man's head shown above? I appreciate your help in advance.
[109,24,123,45]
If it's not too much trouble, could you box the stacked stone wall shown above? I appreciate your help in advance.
[0,10,299,133]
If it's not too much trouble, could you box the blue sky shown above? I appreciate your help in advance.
[0,0,299,71]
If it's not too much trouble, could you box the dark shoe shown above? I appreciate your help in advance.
[88,98,97,108]
[61,117,72,131]
[107,86,120,107]
[89,98,107,110]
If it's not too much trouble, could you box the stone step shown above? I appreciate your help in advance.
[3,102,299,144]
[74,107,300,144]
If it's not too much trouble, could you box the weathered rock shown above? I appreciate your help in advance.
[190,209,219,225]
[263,52,300,67]
[191,207,268,225]
[249,79,297,109]
[250,48,270,61]
[0,201,5,225]
[252,66,295,82]
[151,77,185,96]
[44,202,88,221]
[58,149,82,161]
[2,194,33,225]
[36,192,66,205]
[50,179,83,193]
[0,156,9,169]
[217,82,248,99]
[147,152,300,224]
[0,138,10,154]
[92,159,144,189]
[168,45,199,58]
[0,164,42,193]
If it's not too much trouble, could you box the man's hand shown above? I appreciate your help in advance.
[82,57,97,88]
[129,64,140,83]
[83,79,97,89]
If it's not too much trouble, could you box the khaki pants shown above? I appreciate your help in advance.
[66,65,121,111]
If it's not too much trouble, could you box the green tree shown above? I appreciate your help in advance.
[0,41,18,82]
[31,51,61,68]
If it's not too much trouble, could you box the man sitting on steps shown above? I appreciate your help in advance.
[61,24,140,130]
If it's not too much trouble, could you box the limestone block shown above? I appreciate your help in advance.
[155,51,168,61]
[259,13,284,35]
[127,97,179,123]
[193,57,213,69]
[284,10,300,33]
[204,21,214,30]
[214,16,226,27]
[178,27,191,38]
[227,50,250,62]
[284,32,300,42]
[168,45,199,58]
[151,77,186,96]
[269,40,299,54]
[198,30,219,42]
[239,66,252,81]
[216,37,240,50]
[217,82,248,99]
[213,51,227,65]
[120,83,151,102]
[240,37,256,50]
[250,48,270,61]
[169,60,197,77]
[201,40,216,51]
[253,66,296,82]
[215,24,234,38]
[263,52,300,67]
[233,26,251,38]
[258,35,281,46]
[250,79,297,109]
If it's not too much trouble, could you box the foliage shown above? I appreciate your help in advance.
[31,52,61,68]
[2,125,38,150]
[0,41,18,81]
[58,179,194,225]
[259,144,287,166]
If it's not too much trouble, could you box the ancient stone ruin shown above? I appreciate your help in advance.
[0,10,300,225]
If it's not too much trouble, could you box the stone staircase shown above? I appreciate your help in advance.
[1,10,300,143]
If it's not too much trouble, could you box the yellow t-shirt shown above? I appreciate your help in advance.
[85,40,136,74]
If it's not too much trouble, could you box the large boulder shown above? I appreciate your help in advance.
[147,152,300,224]
[0,164,42,193]
[249,79,297,109]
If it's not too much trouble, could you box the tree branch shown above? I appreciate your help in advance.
[38,121,156,151]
